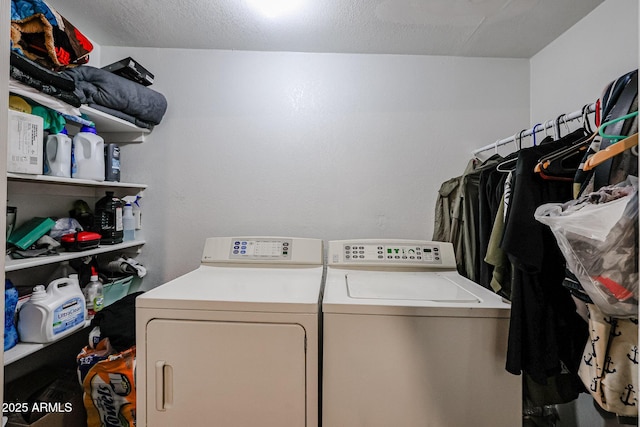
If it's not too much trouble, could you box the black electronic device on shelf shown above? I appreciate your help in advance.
[101,57,154,86]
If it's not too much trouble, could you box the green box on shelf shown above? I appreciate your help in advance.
[7,217,55,250]
[103,275,134,307]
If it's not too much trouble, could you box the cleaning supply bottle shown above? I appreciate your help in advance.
[133,198,142,230]
[4,279,19,351]
[69,273,80,289]
[104,143,120,182]
[44,127,72,178]
[122,202,135,241]
[94,191,123,244]
[72,126,105,181]
[17,278,86,343]
[47,260,77,283]
[84,267,104,317]
[122,195,142,230]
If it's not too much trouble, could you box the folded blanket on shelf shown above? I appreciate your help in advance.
[64,65,168,127]
[11,0,93,70]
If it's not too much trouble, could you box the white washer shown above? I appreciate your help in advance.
[322,239,521,427]
[136,237,324,427]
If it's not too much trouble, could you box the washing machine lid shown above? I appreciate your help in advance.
[322,269,511,317]
[346,271,480,302]
[137,265,324,313]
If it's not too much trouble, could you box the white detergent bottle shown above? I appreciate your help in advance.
[72,126,105,181]
[44,127,72,178]
[17,278,86,343]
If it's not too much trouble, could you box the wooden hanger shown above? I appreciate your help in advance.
[583,133,638,171]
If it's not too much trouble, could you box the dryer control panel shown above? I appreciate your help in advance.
[228,238,292,260]
[328,239,456,269]
[201,236,323,265]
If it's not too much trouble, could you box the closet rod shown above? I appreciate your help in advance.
[472,103,596,155]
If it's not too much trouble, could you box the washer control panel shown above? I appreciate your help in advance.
[343,243,441,263]
[228,238,292,260]
[328,240,456,268]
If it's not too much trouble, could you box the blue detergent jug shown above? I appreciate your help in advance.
[5,279,19,351]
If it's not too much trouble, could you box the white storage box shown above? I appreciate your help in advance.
[7,110,43,174]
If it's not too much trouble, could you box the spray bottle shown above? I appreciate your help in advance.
[122,202,135,241]
[122,195,142,230]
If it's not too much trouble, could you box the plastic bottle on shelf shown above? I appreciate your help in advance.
[94,191,124,244]
[84,267,104,318]
[104,143,121,182]
[17,278,86,343]
[122,202,135,241]
[47,260,77,283]
[44,127,72,178]
[72,126,105,181]
[69,273,80,288]
[122,195,142,230]
[133,199,142,230]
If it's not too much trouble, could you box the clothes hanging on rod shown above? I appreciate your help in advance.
[433,68,638,423]
[433,127,592,416]
[432,154,502,282]
[472,103,596,156]
[501,128,590,380]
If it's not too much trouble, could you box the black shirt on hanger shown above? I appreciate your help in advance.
[502,129,589,386]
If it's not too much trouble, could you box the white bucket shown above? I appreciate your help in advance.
[17,278,86,343]
[72,126,105,181]
[44,131,72,177]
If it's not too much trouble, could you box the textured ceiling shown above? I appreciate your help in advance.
[52,0,603,58]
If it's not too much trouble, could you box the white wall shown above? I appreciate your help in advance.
[96,48,529,287]
[530,0,639,123]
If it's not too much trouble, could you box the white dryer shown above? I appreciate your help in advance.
[136,237,324,427]
[322,239,521,427]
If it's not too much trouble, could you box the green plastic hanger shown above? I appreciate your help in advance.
[598,110,639,141]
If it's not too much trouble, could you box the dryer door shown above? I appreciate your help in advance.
[146,319,307,427]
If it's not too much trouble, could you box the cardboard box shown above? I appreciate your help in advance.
[5,394,85,427]
[7,110,44,174]
[5,367,87,427]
